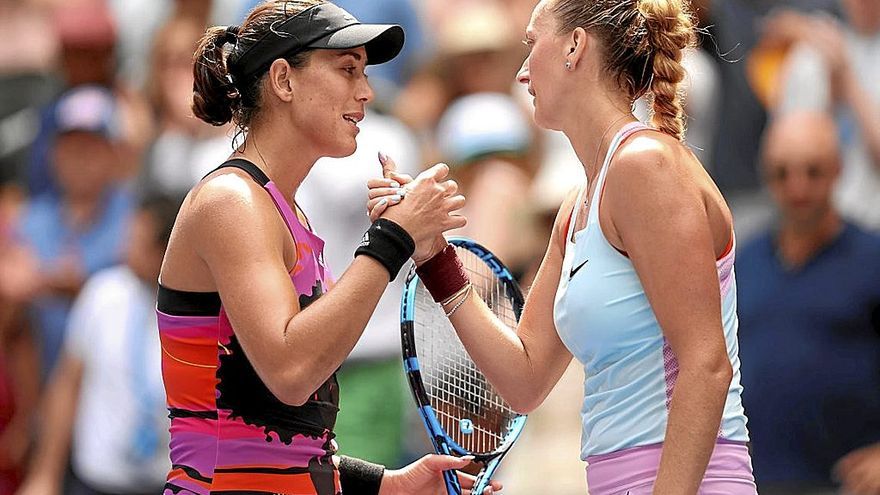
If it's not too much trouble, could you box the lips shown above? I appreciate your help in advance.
[343,112,364,126]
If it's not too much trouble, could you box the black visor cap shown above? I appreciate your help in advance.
[309,22,404,66]
[229,3,405,81]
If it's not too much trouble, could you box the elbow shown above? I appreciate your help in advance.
[698,356,733,391]
[714,356,734,387]
[276,390,312,407]
[265,368,320,407]
[507,386,548,415]
[510,399,540,415]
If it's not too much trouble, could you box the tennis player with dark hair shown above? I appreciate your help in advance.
[371,0,755,493]
[155,1,501,494]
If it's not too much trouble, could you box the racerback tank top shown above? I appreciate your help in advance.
[157,159,340,495]
[553,123,749,459]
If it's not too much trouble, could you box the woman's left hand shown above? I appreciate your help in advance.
[378,454,502,495]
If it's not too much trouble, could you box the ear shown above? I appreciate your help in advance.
[267,59,295,103]
[565,27,590,70]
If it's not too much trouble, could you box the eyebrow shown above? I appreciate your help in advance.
[337,51,363,61]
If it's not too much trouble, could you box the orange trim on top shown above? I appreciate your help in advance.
[719,235,734,260]
[211,470,339,493]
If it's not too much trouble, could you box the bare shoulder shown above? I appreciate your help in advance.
[162,170,288,288]
[182,170,284,240]
[610,132,696,188]
[602,131,733,255]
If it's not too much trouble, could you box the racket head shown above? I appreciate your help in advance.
[401,237,527,461]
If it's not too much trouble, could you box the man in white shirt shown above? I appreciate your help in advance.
[18,193,182,495]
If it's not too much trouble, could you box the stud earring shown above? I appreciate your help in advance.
[565,62,572,70]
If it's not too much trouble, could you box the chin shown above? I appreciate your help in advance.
[325,140,358,159]
[533,105,563,131]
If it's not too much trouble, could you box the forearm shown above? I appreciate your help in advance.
[843,71,880,170]
[277,256,390,403]
[653,366,731,494]
[448,292,560,413]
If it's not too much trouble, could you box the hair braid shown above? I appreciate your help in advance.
[638,0,696,140]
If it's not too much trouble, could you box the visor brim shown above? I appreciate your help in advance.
[308,23,405,65]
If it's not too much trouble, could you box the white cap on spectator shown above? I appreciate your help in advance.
[54,85,119,141]
[438,4,514,56]
[436,92,532,166]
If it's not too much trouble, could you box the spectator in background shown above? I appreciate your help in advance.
[27,1,152,197]
[435,92,541,281]
[776,0,880,230]
[17,193,181,495]
[297,112,421,467]
[394,3,521,137]
[140,17,233,196]
[110,0,254,89]
[738,111,880,494]
[0,85,134,379]
[0,0,59,189]
[0,223,39,495]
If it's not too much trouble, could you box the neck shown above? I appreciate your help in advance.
[235,119,321,202]
[561,92,636,184]
[776,210,842,268]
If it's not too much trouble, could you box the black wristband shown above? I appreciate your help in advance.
[355,218,415,281]
[339,455,384,495]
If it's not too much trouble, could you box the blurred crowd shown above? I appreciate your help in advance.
[0,0,877,494]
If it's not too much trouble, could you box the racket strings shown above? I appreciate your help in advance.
[413,247,519,455]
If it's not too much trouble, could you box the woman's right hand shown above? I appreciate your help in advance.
[367,153,465,264]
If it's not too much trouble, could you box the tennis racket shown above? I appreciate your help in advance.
[401,237,527,495]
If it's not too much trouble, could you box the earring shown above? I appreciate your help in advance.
[565,62,572,70]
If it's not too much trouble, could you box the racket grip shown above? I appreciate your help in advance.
[443,468,462,495]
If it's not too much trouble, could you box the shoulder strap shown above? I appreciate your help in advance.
[587,122,653,223]
[209,158,271,186]
[205,158,303,247]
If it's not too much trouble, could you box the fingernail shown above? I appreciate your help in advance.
[378,198,388,206]
[397,188,407,197]
[378,151,388,163]
[389,181,400,189]
[390,195,402,203]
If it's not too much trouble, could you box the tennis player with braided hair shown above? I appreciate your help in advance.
[371,0,755,493]
[155,1,504,494]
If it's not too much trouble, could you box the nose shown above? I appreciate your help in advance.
[357,75,374,103]
[516,57,530,86]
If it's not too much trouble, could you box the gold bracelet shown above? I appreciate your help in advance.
[440,282,471,307]
[444,284,472,318]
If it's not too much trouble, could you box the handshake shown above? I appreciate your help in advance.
[364,152,467,266]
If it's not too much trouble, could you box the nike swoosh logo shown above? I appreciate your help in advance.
[570,259,589,279]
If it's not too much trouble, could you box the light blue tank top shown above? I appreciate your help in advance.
[553,122,749,459]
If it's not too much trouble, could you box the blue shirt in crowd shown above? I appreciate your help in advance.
[737,222,880,489]
[17,186,134,378]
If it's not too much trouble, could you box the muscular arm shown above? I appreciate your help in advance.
[193,176,392,406]
[190,165,462,406]
[604,140,733,495]
[444,191,577,413]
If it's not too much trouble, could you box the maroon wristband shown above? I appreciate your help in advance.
[415,244,469,303]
